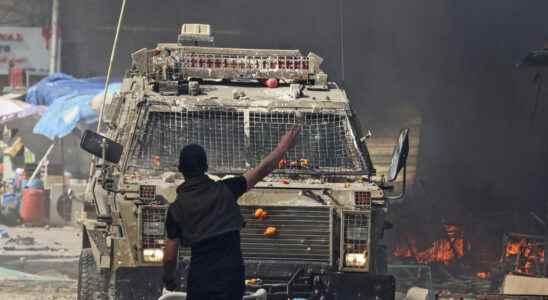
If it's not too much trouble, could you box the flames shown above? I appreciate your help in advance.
[392,224,547,278]
[505,239,544,258]
[505,240,522,256]
[503,238,544,275]
[392,224,465,265]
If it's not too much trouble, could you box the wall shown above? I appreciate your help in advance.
[0,0,50,89]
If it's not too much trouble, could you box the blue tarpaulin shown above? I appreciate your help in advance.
[26,73,121,140]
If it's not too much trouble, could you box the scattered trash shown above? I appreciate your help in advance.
[0,266,70,282]
[3,246,52,252]
[288,83,303,99]
[232,89,246,99]
[7,236,36,246]
[0,234,67,252]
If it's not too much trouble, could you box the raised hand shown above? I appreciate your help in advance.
[276,126,302,152]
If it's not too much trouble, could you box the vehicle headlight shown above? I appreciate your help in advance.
[345,253,367,267]
[143,222,164,236]
[143,248,164,263]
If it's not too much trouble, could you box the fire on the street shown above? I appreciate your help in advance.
[503,238,545,275]
[392,224,465,265]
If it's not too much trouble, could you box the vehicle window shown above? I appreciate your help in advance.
[249,111,362,173]
[128,109,366,175]
[129,110,247,173]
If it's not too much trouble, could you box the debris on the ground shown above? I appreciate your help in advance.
[0,280,76,300]
[405,287,431,300]
[11,236,35,245]
[0,227,77,255]
[0,266,70,282]
[232,89,246,99]
[0,226,80,299]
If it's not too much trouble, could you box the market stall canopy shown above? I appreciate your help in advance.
[0,93,45,125]
[5,114,90,178]
[26,73,121,140]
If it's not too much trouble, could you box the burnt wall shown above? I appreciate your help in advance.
[60,1,548,237]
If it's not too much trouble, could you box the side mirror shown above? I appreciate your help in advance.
[80,130,123,164]
[387,128,409,182]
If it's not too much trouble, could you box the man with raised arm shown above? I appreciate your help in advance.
[162,128,300,299]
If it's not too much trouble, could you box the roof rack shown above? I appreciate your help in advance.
[130,24,329,89]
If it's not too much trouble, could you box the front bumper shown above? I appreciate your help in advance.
[110,263,395,300]
[244,262,394,300]
[329,272,395,300]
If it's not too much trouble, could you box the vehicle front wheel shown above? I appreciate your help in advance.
[77,248,110,300]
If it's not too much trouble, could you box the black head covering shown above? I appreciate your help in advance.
[178,144,208,178]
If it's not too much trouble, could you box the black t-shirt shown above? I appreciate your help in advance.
[165,176,247,269]
[165,176,247,240]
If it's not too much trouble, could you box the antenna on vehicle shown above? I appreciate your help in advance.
[90,0,128,178]
[338,0,346,87]
[97,0,128,133]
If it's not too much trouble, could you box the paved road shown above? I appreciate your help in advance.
[0,226,81,299]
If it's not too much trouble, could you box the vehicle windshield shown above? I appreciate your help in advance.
[127,108,367,175]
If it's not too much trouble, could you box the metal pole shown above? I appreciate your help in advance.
[26,143,55,185]
[49,0,59,74]
[56,37,62,73]
[338,0,345,85]
[60,137,65,194]
[89,0,127,180]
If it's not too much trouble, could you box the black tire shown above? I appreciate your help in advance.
[77,248,110,300]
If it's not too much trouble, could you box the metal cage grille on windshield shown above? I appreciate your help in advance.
[130,109,247,173]
[249,112,360,173]
[129,107,366,175]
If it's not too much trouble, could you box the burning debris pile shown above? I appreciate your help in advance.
[390,224,547,295]
[392,224,465,265]
[389,224,489,293]
[501,233,545,276]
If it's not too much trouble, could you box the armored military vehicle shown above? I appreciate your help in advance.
[78,24,409,300]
